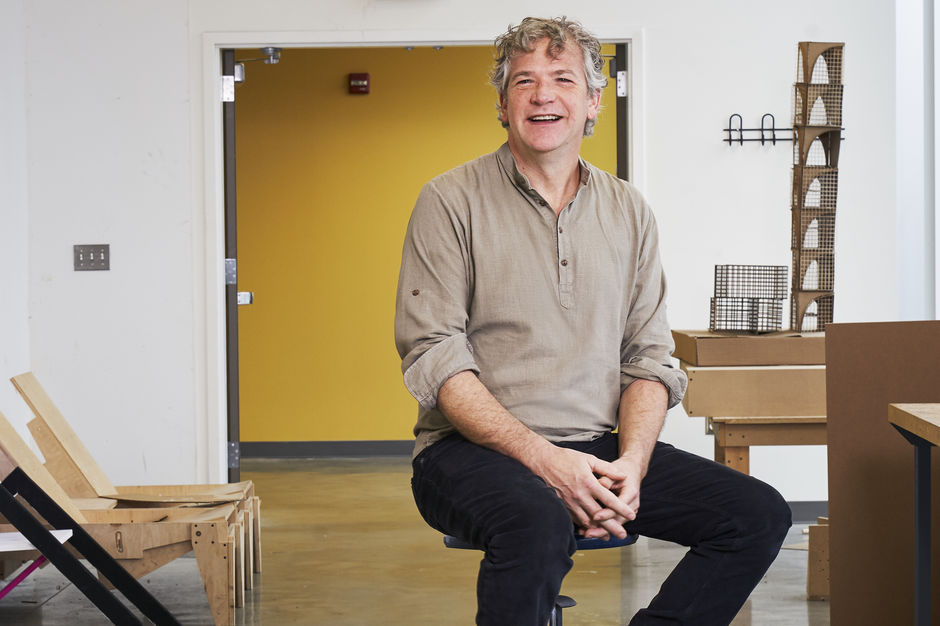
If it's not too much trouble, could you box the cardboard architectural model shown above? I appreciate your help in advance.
[709,264,788,333]
[791,42,844,331]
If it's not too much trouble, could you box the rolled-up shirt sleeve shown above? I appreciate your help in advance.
[619,202,688,409]
[395,181,479,410]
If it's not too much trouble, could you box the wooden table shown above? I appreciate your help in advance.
[710,415,827,473]
[674,331,827,475]
[889,403,940,626]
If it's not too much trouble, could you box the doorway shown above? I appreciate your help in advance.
[213,40,633,475]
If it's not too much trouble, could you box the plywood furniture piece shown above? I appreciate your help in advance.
[0,410,237,625]
[826,321,940,625]
[0,426,181,624]
[10,373,250,502]
[673,330,827,475]
[10,372,262,578]
[889,403,940,626]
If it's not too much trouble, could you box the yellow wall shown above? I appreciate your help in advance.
[235,45,618,442]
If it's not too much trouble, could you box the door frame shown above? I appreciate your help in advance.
[196,29,646,482]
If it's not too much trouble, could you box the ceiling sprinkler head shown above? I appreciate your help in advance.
[261,47,282,64]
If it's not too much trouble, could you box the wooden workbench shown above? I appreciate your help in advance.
[673,330,826,474]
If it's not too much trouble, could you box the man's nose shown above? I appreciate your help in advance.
[530,80,555,103]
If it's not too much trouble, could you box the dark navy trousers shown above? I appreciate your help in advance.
[412,432,791,625]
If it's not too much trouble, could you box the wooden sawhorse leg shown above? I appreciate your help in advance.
[714,441,750,474]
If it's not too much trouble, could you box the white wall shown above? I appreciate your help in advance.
[22,0,198,483]
[0,0,33,437]
[6,1,903,500]
[897,0,935,320]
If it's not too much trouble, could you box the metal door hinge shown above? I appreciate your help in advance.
[228,441,240,469]
[616,70,627,98]
[221,75,235,102]
[237,292,254,306]
[225,258,237,285]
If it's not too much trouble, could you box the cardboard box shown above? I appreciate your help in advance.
[682,364,826,417]
[672,329,825,366]
[826,321,940,625]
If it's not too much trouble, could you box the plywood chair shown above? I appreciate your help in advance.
[0,443,182,624]
[0,410,238,625]
[10,371,262,583]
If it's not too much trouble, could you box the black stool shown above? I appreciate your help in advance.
[443,532,639,625]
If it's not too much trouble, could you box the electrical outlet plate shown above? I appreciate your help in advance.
[74,244,110,271]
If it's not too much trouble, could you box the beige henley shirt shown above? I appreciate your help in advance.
[395,143,687,458]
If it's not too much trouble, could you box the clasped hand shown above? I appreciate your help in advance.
[532,447,642,541]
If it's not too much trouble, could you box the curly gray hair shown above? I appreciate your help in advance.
[490,16,607,136]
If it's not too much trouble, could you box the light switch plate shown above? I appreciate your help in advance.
[74,244,110,271]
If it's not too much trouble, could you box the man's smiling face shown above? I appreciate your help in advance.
[499,38,601,162]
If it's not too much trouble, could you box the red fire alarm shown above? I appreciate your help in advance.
[348,73,370,94]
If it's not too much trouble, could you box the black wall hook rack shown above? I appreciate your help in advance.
[724,113,793,145]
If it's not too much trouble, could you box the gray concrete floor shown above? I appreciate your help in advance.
[0,457,829,624]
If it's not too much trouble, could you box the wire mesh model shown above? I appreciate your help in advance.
[791,41,844,331]
[710,265,788,333]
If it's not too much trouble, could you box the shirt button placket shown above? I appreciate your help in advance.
[557,213,572,308]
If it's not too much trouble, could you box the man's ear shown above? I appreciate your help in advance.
[499,94,509,125]
[586,89,601,120]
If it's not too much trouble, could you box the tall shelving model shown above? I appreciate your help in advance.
[790,42,844,331]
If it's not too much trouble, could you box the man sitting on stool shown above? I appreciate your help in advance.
[395,16,791,625]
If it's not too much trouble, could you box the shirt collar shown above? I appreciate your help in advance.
[496,142,592,194]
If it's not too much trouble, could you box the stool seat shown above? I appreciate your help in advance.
[443,531,639,551]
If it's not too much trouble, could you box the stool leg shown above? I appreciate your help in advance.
[553,595,576,625]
